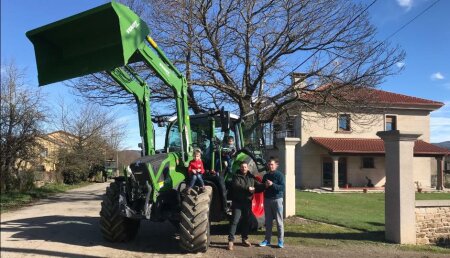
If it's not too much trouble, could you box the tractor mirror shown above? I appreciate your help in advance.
[138,143,143,149]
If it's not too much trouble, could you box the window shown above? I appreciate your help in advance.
[36,165,46,171]
[338,114,351,131]
[274,117,296,138]
[262,123,274,146]
[191,121,212,154]
[40,148,48,158]
[362,157,375,169]
[385,115,397,131]
[167,123,181,152]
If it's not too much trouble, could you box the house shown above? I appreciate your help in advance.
[35,131,76,181]
[265,74,449,190]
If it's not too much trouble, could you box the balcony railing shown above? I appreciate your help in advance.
[275,130,296,138]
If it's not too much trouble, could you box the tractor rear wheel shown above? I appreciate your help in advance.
[179,186,212,253]
[99,181,140,242]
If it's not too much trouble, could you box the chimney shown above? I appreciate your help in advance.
[291,72,307,89]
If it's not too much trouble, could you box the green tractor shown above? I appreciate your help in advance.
[104,159,117,179]
[27,2,267,253]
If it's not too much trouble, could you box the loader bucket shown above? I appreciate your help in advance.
[26,1,150,86]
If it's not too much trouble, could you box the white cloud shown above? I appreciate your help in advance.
[397,0,414,10]
[396,62,405,68]
[430,72,445,80]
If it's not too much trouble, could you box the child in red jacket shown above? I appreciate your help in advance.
[187,149,205,193]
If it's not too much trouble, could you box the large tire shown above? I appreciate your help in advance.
[99,181,140,242]
[249,212,265,232]
[179,186,212,253]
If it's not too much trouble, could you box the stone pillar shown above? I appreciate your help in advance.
[436,156,444,190]
[276,137,301,218]
[332,156,340,191]
[377,130,421,244]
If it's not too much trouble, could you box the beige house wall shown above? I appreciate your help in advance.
[394,109,430,142]
[346,156,386,187]
[294,109,434,188]
[413,157,434,188]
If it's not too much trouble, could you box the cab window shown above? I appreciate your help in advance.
[167,123,181,152]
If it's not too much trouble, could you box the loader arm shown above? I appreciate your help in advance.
[26,1,193,164]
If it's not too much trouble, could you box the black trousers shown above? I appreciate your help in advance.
[228,200,251,241]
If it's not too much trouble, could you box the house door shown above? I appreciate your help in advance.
[322,157,347,187]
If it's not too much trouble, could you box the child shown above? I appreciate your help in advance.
[187,149,206,193]
[222,136,236,174]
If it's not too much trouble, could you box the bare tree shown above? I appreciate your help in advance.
[52,100,125,183]
[69,0,404,131]
[0,62,47,192]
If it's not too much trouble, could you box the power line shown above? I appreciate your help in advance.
[384,0,440,42]
[287,0,441,79]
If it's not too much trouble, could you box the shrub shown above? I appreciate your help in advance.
[61,166,89,185]
[17,170,36,192]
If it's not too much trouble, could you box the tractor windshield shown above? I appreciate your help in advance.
[165,115,237,167]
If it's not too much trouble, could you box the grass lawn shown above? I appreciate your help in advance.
[296,191,450,232]
[293,191,450,253]
[296,191,385,231]
[415,192,450,200]
[0,181,91,213]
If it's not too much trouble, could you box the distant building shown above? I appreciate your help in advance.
[35,131,77,180]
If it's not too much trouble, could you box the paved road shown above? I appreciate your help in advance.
[1,182,448,258]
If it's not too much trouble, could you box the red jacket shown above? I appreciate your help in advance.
[188,159,205,175]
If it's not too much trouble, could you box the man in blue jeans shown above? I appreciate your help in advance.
[260,157,285,248]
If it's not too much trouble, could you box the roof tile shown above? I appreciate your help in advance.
[310,137,449,156]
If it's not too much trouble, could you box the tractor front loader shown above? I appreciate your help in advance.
[27,1,267,253]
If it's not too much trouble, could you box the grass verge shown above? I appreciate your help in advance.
[296,191,450,232]
[293,191,450,253]
[0,181,92,213]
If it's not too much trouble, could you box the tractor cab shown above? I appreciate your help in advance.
[164,111,266,181]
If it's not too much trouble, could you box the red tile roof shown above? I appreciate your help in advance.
[312,85,444,109]
[361,88,443,107]
[310,137,450,156]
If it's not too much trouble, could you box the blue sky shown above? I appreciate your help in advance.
[1,0,449,147]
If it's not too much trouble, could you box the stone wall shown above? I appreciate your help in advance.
[415,200,450,245]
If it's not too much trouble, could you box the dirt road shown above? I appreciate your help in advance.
[1,182,447,258]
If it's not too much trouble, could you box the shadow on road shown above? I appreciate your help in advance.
[30,190,104,207]
[1,215,186,255]
[0,247,103,258]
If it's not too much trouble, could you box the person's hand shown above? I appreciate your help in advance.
[193,170,197,174]
[266,180,273,187]
[248,186,255,193]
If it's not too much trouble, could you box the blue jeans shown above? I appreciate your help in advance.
[228,201,251,241]
[189,174,205,188]
[216,155,232,175]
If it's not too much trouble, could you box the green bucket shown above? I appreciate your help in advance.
[26,2,150,86]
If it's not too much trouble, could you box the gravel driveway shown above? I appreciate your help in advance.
[1,182,448,258]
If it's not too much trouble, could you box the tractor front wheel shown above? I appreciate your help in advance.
[179,186,212,253]
[99,181,140,242]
